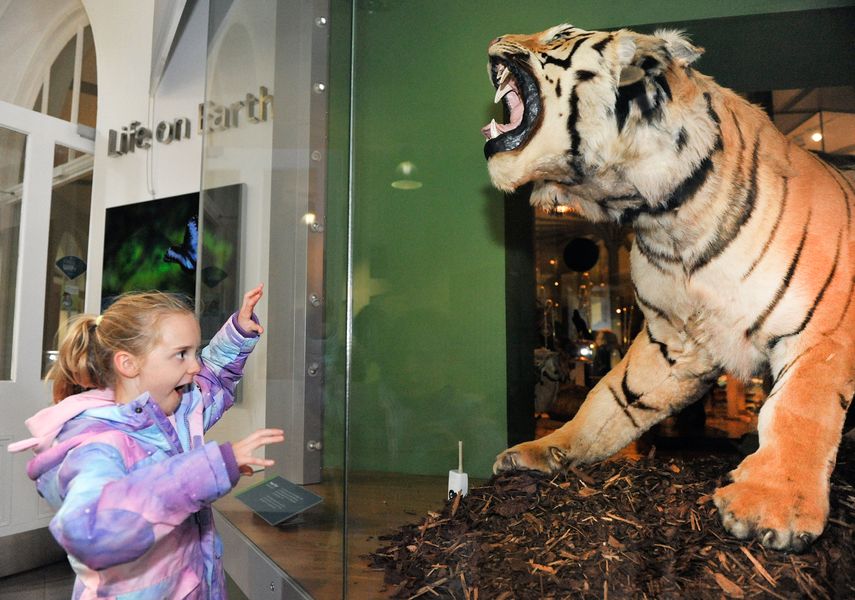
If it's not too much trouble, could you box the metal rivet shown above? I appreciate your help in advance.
[134,407,143,414]
[307,362,320,376]
[312,82,326,94]
[310,222,324,233]
[307,440,323,451]
[309,294,322,307]
[315,16,327,27]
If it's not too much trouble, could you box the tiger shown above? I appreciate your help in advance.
[483,23,855,552]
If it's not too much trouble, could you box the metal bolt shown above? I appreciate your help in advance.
[315,16,327,27]
[307,362,320,376]
[309,293,322,307]
[307,440,323,451]
[310,222,324,233]
[312,82,326,94]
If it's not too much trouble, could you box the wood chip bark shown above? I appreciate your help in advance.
[368,439,855,598]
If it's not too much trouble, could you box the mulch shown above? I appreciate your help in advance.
[368,438,855,599]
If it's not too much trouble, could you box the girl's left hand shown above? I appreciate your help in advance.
[232,428,285,475]
[237,283,265,334]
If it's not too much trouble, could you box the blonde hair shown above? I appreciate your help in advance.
[46,291,194,403]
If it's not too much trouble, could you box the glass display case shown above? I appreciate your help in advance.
[202,2,855,598]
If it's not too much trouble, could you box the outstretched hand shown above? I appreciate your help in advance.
[237,283,264,335]
[232,428,285,476]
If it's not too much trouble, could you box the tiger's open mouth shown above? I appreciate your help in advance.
[482,57,541,159]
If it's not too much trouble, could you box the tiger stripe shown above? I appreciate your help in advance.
[607,383,640,428]
[745,210,812,338]
[742,175,788,280]
[646,324,676,366]
[768,228,844,348]
[689,134,760,273]
[816,160,854,226]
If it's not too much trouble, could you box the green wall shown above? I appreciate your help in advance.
[327,0,853,478]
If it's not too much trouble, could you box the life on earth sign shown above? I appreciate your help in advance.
[107,86,273,157]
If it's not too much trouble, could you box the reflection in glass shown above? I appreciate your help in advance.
[41,145,92,376]
[0,127,27,380]
[47,36,76,122]
[771,86,855,156]
[78,26,98,128]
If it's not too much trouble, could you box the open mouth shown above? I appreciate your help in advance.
[174,383,193,395]
[482,57,541,159]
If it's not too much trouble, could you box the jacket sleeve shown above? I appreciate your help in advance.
[48,432,235,571]
[196,312,261,431]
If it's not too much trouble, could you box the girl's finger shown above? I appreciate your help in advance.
[250,428,285,439]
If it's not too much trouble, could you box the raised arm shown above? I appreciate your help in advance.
[196,284,264,429]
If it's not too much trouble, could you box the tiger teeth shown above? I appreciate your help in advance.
[494,84,509,104]
[494,66,512,103]
[497,65,509,85]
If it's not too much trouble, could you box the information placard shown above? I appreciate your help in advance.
[234,476,323,526]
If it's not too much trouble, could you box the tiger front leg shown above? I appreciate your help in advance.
[494,326,717,473]
[713,335,854,552]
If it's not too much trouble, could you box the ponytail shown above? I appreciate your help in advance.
[45,291,194,403]
[46,314,111,403]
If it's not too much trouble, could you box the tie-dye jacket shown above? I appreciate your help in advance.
[11,314,259,599]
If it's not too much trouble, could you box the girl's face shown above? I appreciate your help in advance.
[135,313,202,415]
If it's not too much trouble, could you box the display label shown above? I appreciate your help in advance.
[234,475,323,526]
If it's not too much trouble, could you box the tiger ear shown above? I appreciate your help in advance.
[614,31,646,87]
[615,29,703,87]
[655,29,704,66]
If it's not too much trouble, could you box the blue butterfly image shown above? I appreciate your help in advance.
[164,215,198,273]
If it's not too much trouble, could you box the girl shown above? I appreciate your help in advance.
[9,284,283,599]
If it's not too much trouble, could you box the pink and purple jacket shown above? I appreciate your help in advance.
[9,314,259,599]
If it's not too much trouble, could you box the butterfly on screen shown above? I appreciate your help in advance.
[164,215,198,273]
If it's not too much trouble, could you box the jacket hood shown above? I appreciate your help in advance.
[8,389,118,454]
[14,388,199,482]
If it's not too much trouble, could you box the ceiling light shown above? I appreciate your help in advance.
[391,160,422,190]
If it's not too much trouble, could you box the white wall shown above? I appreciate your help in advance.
[81,0,266,446]
[0,0,86,107]
[82,0,201,303]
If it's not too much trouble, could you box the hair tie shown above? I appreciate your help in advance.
[94,315,103,327]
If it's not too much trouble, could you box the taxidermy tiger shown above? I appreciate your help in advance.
[483,23,855,552]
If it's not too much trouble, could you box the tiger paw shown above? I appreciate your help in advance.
[493,440,570,474]
[713,480,827,553]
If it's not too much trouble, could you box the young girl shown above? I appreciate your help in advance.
[9,284,283,599]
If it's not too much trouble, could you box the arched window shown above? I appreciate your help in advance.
[31,24,98,128]
[0,1,97,378]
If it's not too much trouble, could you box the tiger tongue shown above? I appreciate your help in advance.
[505,90,523,128]
[480,91,525,140]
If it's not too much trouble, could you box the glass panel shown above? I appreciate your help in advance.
[41,144,92,376]
[47,36,76,122]
[203,1,346,597]
[344,5,855,597]
[78,26,98,128]
[0,127,27,380]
